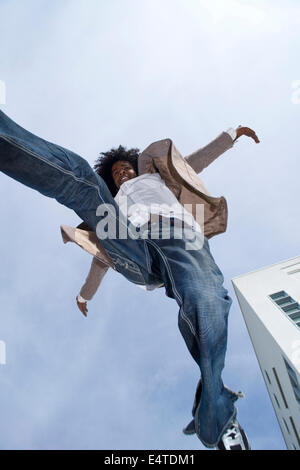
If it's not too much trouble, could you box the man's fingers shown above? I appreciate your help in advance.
[244,127,260,143]
[248,130,260,143]
[81,304,88,316]
[81,307,87,317]
[76,300,88,317]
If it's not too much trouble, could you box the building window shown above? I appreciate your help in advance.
[283,418,290,435]
[272,367,289,409]
[269,291,300,329]
[270,291,287,301]
[283,357,300,407]
[274,393,280,409]
[289,416,300,448]
[265,370,271,385]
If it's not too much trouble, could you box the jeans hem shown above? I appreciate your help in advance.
[194,404,237,449]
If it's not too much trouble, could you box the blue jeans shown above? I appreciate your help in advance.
[0,109,240,448]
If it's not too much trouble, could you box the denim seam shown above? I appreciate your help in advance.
[0,135,129,234]
[1,135,100,188]
[145,239,197,338]
[143,240,152,273]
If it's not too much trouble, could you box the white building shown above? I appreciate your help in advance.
[231,255,300,450]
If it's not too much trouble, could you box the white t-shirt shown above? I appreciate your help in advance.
[114,172,202,233]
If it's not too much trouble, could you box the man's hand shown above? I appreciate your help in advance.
[76,296,88,317]
[234,126,260,143]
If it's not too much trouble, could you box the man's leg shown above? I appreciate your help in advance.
[144,227,239,449]
[0,108,148,282]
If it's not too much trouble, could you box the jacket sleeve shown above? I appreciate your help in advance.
[184,132,235,174]
[79,256,109,301]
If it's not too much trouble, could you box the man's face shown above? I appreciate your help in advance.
[111,160,137,189]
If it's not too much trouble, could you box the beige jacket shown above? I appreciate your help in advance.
[60,131,236,300]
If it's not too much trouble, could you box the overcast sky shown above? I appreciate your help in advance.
[1,0,300,450]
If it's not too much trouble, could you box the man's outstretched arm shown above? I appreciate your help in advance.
[184,126,260,174]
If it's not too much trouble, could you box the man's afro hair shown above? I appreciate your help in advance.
[93,145,140,197]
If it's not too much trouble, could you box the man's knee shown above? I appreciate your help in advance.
[180,285,229,319]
